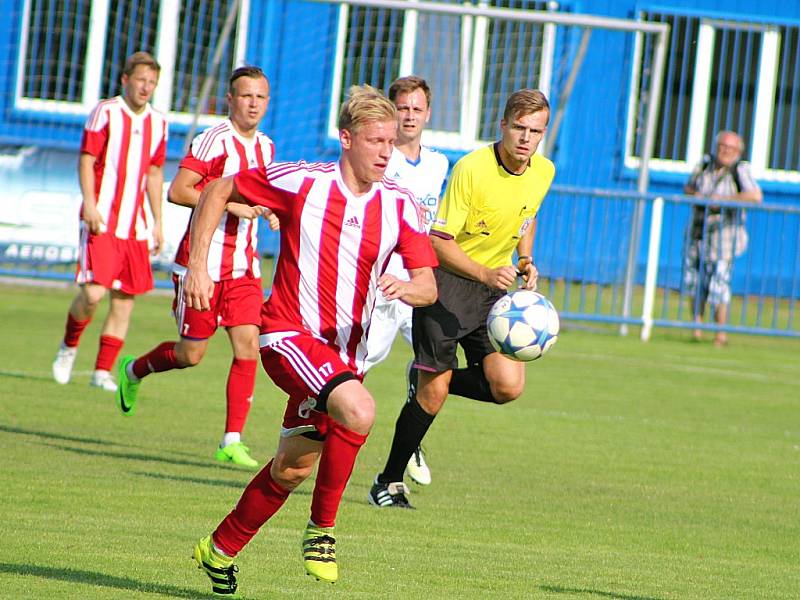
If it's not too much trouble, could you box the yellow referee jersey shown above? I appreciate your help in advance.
[431,144,555,269]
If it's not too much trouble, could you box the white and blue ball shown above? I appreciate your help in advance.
[486,290,559,362]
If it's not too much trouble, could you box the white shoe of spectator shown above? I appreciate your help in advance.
[90,370,118,392]
[52,345,77,385]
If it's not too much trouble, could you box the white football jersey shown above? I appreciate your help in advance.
[386,145,448,230]
[384,145,448,281]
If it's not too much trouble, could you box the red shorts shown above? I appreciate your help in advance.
[172,272,263,339]
[76,228,153,295]
[260,332,359,440]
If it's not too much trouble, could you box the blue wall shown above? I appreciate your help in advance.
[1,0,797,295]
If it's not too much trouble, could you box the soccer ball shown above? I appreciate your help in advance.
[486,290,559,361]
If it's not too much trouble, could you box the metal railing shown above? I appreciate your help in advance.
[535,185,800,339]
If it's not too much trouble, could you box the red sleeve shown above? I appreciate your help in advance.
[179,147,211,177]
[396,223,438,270]
[234,167,291,216]
[151,134,167,167]
[80,104,109,157]
[80,127,107,158]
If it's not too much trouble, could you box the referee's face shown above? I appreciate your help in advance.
[499,109,548,173]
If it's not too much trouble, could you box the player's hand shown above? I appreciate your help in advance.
[226,202,267,220]
[150,223,164,255]
[183,268,214,311]
[378,273,406,301]
[482,265,518,290]
[263,209,280,231]
[82,204,105,235]
[517,257,538,291]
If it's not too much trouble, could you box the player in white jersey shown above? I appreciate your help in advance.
[364,76,449,487]
[184,85,438,595]
[115,67,277,469]
[52,52,167,392]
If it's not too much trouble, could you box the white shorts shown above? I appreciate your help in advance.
[364,294,413,372]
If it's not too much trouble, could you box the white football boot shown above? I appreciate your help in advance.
[90,369,118,392]
[52,345,77,385]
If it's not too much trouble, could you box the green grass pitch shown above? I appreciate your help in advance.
[0,282,797,599]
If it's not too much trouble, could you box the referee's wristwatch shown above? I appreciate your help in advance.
[516,255,532,276]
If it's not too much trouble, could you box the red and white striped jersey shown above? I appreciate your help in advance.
[80,96,168,240]
[173,119,275,281]
[234,161,438,373]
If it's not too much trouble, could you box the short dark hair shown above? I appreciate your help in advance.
[122,51,160,77]
[229,66,267,93]
[502,89,550,124]
[388,75,432,107]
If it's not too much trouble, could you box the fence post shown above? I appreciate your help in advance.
[641,196,664,341]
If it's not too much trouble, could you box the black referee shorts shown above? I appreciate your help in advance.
[412,267,505,372]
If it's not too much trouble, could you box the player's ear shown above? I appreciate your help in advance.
[340,128,352,150]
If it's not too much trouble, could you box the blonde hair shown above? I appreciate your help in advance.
[503,89,549,124]
[122,51,160,76]
[338,84,396,132]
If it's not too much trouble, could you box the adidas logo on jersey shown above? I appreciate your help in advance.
[344,215,360,228]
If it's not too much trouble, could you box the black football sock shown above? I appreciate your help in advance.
[448,364,498,403]
[378,396,435,483]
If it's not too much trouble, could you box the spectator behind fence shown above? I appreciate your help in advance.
[683,130,762,347]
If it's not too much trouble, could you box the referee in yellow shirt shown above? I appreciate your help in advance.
[369,89,555,508]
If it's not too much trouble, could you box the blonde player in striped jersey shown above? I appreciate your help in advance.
[184,85,437,594]
[115,66,278,469]
[52,52,167,392]
[364,76,449,486]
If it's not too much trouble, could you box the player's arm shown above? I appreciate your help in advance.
[169,167,278,227]
[516,217,538,291]
[430,233,517,291]
[146,164,164,254]
[78,153,104,234]
[168,167,202,207]
[378,266,437,307]
[184,176,239,310]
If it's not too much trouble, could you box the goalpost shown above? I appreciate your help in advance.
[307,0,669,335]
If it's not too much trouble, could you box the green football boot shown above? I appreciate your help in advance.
[192,535,240,598]
[115,355,140,416]
[302,524,338,583]
[214,442,258,468]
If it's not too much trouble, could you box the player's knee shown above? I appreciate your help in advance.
[332,395,375,434]
[175,344,205,367]
[417,380,449,415]
[270,461,311,491]
[490,381,524,404]
[81,286,106,309]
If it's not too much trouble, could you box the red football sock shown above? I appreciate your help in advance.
[212,459,290,556]
[94,335,123,371]
[131,341,182,379]
[225,358,257,434]
[63,313,90,348]
[310,420,368,528]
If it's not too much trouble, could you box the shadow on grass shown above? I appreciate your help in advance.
[43,442,221,469]
[134,471,313,496]
[540,584,665,600]
[0,424,129,448]
[0,369,57,382]
[0,562,208,599]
